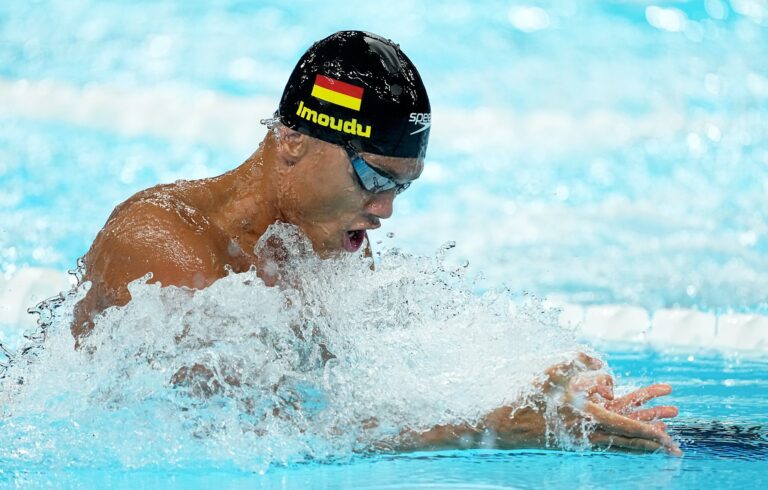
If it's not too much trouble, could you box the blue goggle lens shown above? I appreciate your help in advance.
[346,148,411,195]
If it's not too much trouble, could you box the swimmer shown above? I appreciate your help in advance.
[72,31,681,456]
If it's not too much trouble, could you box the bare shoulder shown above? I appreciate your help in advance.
[87,184,225,290]
[73,184,227,337]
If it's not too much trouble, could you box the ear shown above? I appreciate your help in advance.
[276,126,310,165]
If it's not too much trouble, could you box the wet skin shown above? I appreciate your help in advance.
[73,126,420,338]
[72,128,680,455]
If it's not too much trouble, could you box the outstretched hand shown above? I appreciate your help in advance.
[395,352,681,456]
[540,353,681,455]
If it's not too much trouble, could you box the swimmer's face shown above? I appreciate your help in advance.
[278,134,423,256]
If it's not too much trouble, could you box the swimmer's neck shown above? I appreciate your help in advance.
[206,132,285,261]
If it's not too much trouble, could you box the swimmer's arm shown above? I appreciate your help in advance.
[397,393,677,454]
[73,202,222,339]
[387,355,681,455]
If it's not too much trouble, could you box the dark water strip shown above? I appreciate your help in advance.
[670,420,768,461]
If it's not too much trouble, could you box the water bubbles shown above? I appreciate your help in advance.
[705,73,721,95]
[706,124,722,142]
[67,257,87,284]
[227,57,259,82]
[684,21,705,43]
[502,201,518,216]
[146,35,173,58]
[435,241,457,263]
[731,0,768,22]
[687,132,705,155]
[420,162,446,184]
[739,230,758,247]
[746,72,768,97]
[646,6,687,33]
[705,0,728,20]
[386,232,395,239]
[0,224,586,470]
[508,6,551,33]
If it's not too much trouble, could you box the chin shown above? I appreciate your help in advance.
[306,235,342,259]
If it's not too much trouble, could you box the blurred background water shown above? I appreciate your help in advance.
[1,0,767,311]
[1,2,767,487]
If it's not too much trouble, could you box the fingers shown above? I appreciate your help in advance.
[626,406,679,422]
[544,352,605,388]
[651,421,667,431]
[575,352,603,371]
[590,432,661,453]
[589,432,681,456]
[572,373,615,401]
[585,401,680,454]
[605,383,673,412]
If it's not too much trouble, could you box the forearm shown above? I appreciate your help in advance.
[393,405,547,452]
[395,421,481,452]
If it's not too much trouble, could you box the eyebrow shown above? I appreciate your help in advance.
[366,160,413,183]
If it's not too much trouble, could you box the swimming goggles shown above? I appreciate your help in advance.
[345,146,411,195]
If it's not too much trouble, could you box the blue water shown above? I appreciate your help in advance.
[1,0,768,487]
[2,351,766,488]
[2,0,767,311]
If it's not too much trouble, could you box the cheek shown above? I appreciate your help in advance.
[306,185,363,218]
[290,169,365,222]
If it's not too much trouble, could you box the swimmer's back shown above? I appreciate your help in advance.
[72,179,238,339]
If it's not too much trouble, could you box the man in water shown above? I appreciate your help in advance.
[73,31,681,455]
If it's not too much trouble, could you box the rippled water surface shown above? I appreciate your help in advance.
[3,349,766,488]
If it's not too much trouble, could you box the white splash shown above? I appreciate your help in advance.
[0,224,589,472]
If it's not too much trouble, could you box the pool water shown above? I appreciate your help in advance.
[3,351,766,488]
[1,0,768,488]
[2,0,767,311]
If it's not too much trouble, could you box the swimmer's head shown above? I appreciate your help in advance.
[265,31,428,256]
[277,30,431,159]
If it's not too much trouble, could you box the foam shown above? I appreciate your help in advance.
[0,267,74,331]
[3,267,766,354]
[0,227,763,471]
[0,226,587,470]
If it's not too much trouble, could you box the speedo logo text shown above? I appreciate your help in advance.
[409,112,431,135]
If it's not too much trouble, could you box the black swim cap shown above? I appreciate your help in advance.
[278,31,431,159]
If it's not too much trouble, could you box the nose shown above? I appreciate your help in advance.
[365,190,395,220]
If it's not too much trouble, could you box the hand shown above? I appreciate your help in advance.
[605,383,679,432]
[537,353,682,455]
[543,353,679,428]
[394,353,682,456]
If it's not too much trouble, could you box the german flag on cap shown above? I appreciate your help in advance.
[311,74,364,111]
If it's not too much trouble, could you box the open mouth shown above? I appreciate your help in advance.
[342,230,367,252]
